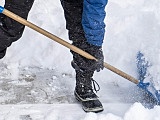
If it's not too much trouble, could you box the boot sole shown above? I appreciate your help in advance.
[74,91,104,113]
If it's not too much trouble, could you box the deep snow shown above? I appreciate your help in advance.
[0,0,160,119]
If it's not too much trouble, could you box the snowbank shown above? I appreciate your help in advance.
[0,103,160,120]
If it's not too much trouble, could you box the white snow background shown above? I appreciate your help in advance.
[0,0,160,120]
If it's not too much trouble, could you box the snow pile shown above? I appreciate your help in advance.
[1,0,72,73]
[0,103,160,120]
[85,103,160,120]
[123,103,160,120]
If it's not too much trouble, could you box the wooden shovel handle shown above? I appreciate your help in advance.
[1,8,139,85]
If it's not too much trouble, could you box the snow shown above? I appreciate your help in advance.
[0,0,160,119]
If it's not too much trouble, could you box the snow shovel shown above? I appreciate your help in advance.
[0,6,159,104]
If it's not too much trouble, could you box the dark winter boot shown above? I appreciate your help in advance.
[74,70,103,112]
[72,61,103,112]
[75,70,98,101]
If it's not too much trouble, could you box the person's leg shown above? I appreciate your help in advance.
[60,0,104,112]
[60,0,94,95]
[60,0,85,41]
[0,0,34,59]
[82,0,108,46]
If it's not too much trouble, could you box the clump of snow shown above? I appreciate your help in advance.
[83,103,160,120]
[124,103,160,120]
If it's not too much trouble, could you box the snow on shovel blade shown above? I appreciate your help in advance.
[136,51,160,105]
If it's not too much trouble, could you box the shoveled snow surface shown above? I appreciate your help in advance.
[0,0,160,119]
[1,103,160,120]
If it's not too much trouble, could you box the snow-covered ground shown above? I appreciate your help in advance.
[0,0,160,119]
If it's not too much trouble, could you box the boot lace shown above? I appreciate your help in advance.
[83,78,100,93]
[91,78,100,92]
